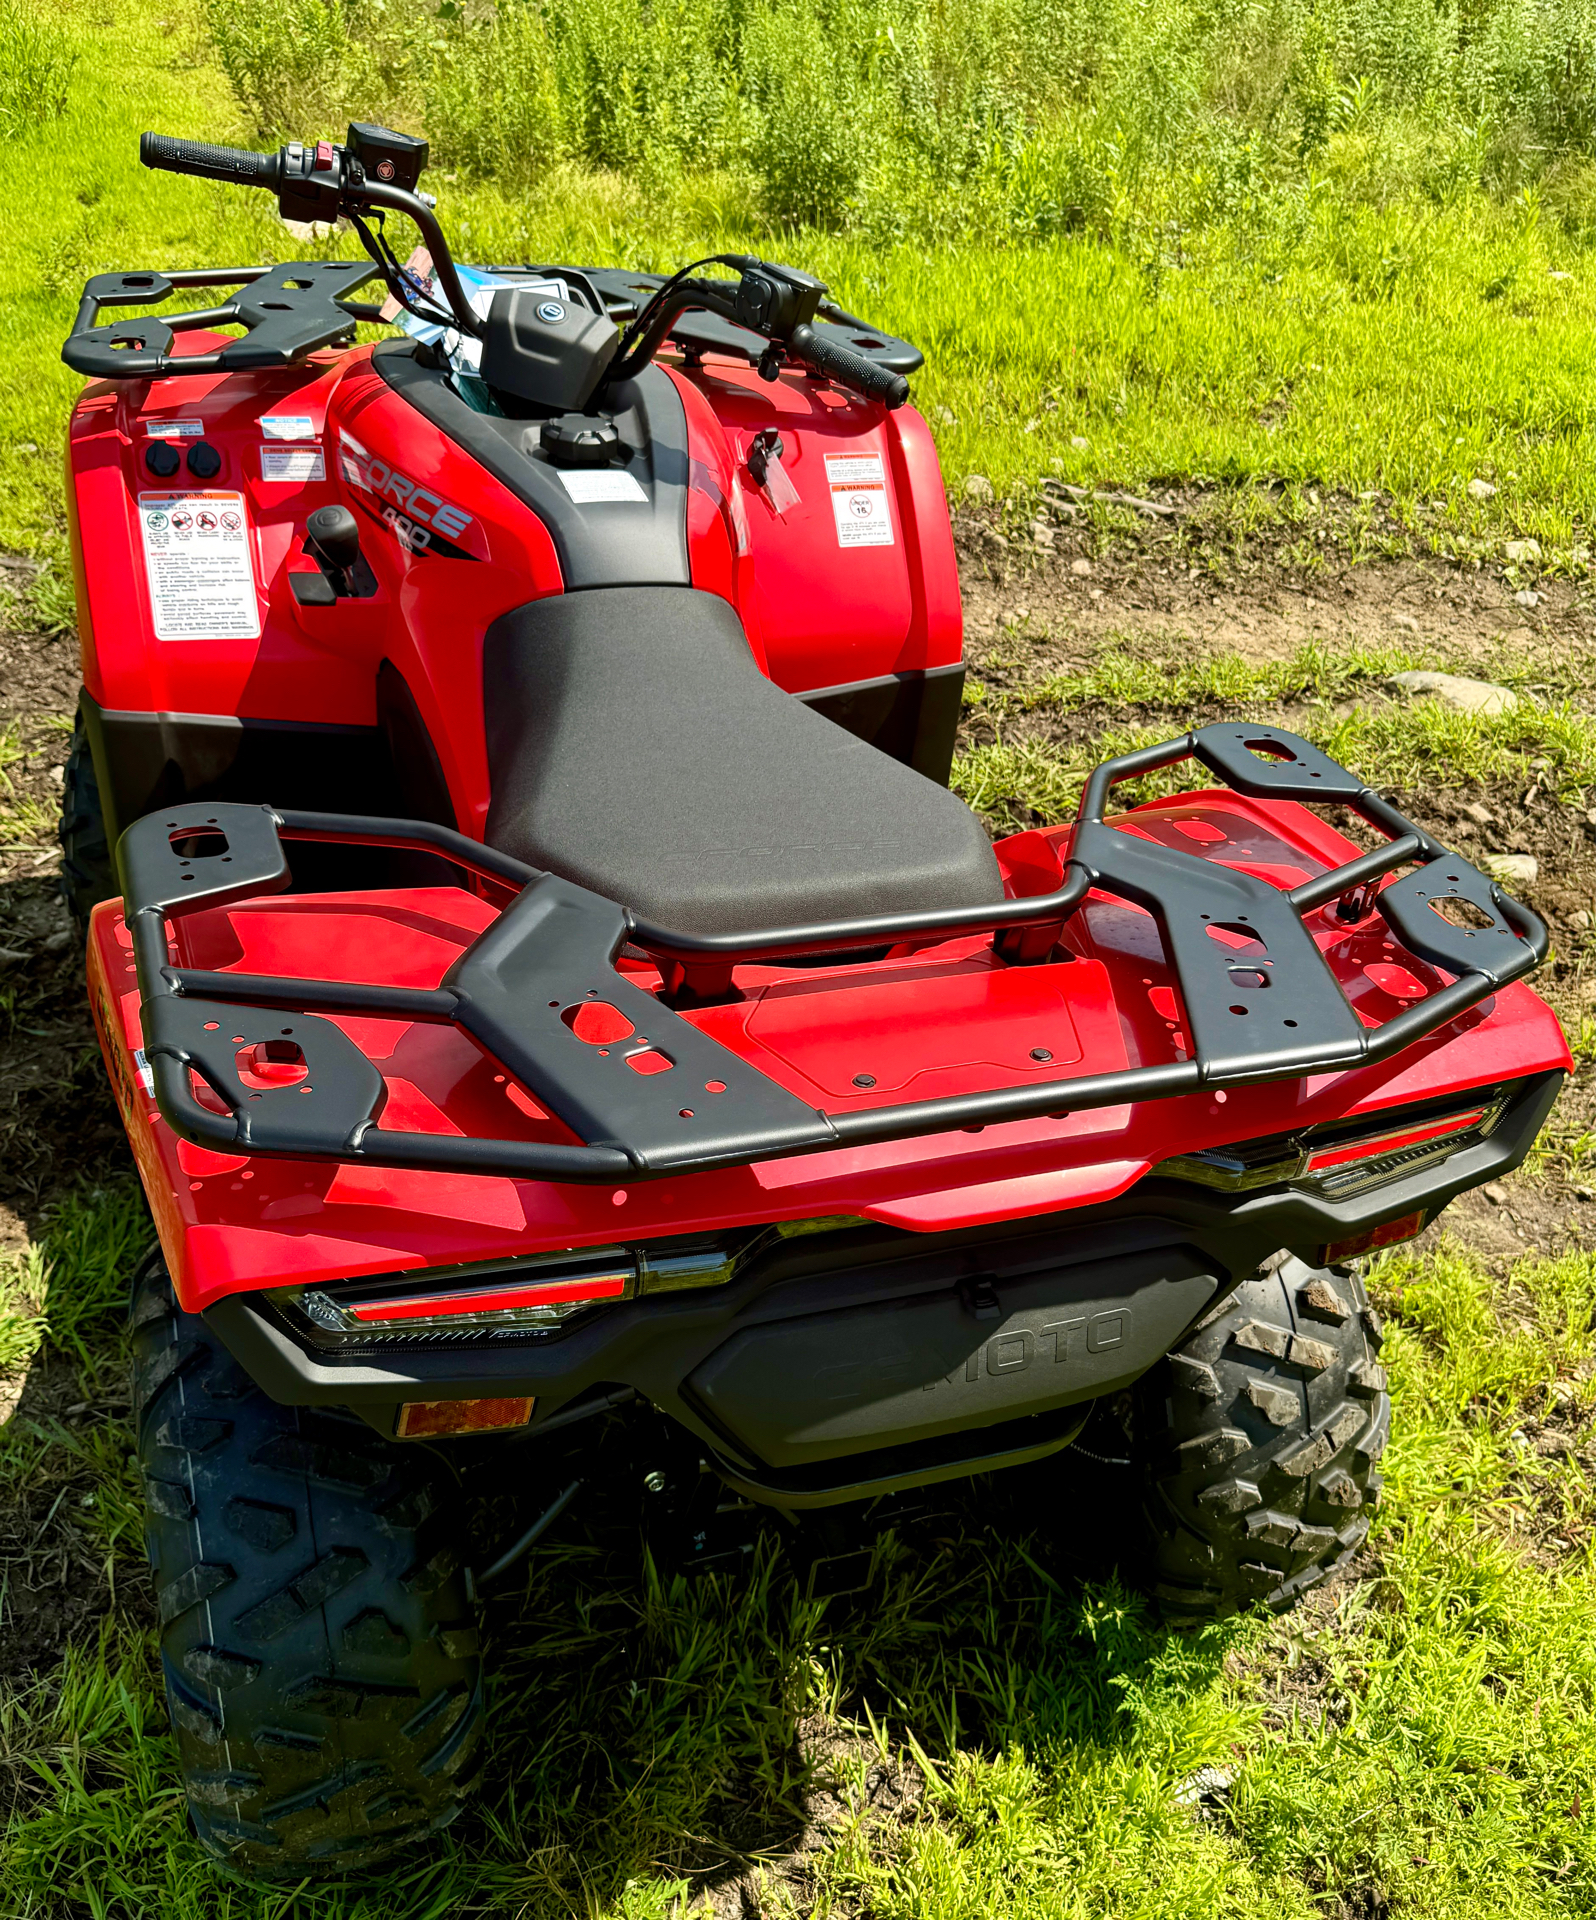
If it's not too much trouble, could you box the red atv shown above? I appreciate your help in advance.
[60,124,1567,1877]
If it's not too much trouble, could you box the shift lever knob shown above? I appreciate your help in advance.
[307,504,362,574]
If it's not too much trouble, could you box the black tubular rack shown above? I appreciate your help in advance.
[115,725,1547,1185]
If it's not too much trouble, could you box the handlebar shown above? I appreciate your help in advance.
[140,133,280,187]
[138,129,913,406]
[787,322,909,408]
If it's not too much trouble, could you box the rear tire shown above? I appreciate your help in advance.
[132,1255,484,1877]
[58,713,115,937]
[1135,1255,1389,1625]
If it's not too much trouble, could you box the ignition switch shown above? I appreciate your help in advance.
[746,429,799,515]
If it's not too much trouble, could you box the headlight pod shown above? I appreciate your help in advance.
[274,1240,741,1346]
[1155,1089,1509,1200]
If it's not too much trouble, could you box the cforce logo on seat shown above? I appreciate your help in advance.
[337,433,479,560]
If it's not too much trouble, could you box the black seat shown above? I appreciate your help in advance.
[482,587,1004,937]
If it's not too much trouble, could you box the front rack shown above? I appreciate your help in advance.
[62,262,384,381]
[114,725,1547,1185]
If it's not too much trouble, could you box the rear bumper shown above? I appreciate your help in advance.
[206,1064,1561,1494]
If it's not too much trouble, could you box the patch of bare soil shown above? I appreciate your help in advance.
[0,1357,150,1674]
[701,1716,927,1919]
[953,487,1596,670]
[0,618,121,1221]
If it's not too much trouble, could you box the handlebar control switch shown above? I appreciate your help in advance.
[481,287,619,412]
[540,415,622,469]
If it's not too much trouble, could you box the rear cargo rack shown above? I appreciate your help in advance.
[115,724,1547,1184]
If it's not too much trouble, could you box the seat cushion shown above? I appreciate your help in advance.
[481,587,1003,936]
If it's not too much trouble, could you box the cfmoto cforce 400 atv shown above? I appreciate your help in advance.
[59,124,1568,1876]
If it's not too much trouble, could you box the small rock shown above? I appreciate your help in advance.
[17,442,37,455]
[49,763,64,786]
[1070,558,1093,577]
[1574,910,1592,930]
[934,405,958,427]
[1505,538,1542,564]
[1031,520,1055,550]
[963,473,994,505]
[1174,1765,1234,1811]
[1468,478,1497,500]
[1486,852,1538,887]
[0,947,28,970]
[1462,801,1493,825]
[42,929,71,953]
[1515,589,1541,609]
[1391,613,1420,633]
[1484,1182,1509,1206]
[1550,270,1573,282]
[1089,588,1103,601]
[1070,435,1089,451]
[1388,671,1517,716]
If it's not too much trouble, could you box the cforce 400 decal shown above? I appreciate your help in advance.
[338,433,479,559]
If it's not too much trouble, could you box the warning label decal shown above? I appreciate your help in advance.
[138,491,260,640]
[260,444,326,484]
[824,451,895,548]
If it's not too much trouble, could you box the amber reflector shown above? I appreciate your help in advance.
[395,1396,535,1439]
[1320,1212,1426,1265]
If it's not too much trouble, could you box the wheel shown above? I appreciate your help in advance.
[131,1254,484,1877]
[57,712,115,937]
[1135,1255,1389,1625]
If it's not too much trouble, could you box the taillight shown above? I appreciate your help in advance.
[1155,1089,1508,1199]
[277,1239,740,1345]
[1302,1108,1490,1177]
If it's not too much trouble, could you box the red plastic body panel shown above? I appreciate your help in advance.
[67,336,963,841]
[87,792,1571,1314]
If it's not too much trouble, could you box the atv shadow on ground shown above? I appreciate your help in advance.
[451,1409,1201,1908]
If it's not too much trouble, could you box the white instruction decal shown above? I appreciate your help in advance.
[824,452,894,548]
[133,1048,155,1096]
[557,469,647,504]
[138,492,260,640]
[144,418,204,439]
[260,444,325,483]
[259,413,315,441]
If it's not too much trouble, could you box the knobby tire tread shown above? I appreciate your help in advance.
[132,1253,483,1877]
[1135,1255,1390,1624]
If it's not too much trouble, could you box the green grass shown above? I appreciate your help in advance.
[6,1232,1596,1916]
[954,642,1596,829]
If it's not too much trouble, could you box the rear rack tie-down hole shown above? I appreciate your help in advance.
[562,1001,636,1045]
[627,1049,674,1076]
[168,823,230,861]
[1426,894,1495,932]
[1242,736,1295,763]
[1205,921,1267,954]
[235,1040,310,1091]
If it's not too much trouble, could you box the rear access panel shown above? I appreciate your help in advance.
[686,1250,1218,1468]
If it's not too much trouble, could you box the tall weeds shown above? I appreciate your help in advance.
[208,0,1596,244]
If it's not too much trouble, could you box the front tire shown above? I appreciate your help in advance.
[132,1255,484,1877]
[57,711,115,937]
[1136,1255,1389,1625]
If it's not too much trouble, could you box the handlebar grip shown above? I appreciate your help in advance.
[140,132,280,189]
[788,322,910,409]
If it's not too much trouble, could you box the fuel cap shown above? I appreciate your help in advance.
[539,415,621,469]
